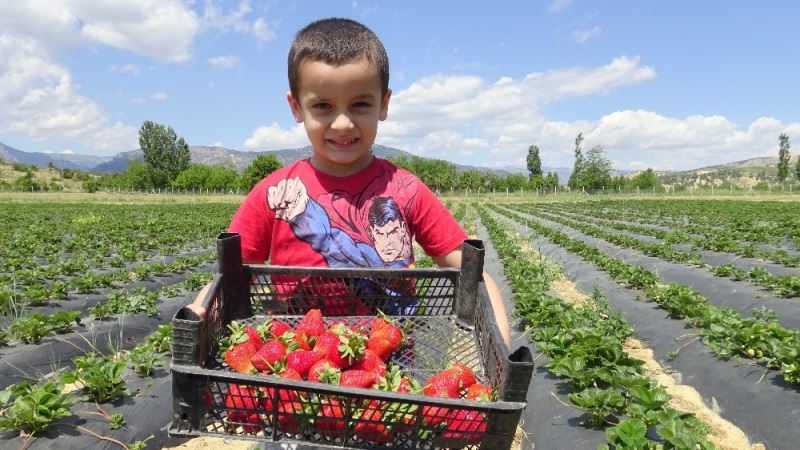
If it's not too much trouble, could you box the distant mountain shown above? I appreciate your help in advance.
[665,155,798,175]
[87,144,519,176]
[0,142,111,170]
[3,139,784,184]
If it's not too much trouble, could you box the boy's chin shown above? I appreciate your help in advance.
[311,151,373,175]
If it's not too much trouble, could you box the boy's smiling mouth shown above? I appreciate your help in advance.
[328,137,359,147]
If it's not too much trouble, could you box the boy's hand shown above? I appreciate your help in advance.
[268,177,309,221]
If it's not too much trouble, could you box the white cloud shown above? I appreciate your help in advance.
[61,149,74,154]
[210,141,223,147]
[244,122,307,150]
[548,0,573,13]
[150,91,168,101]
[572,26,603,44]
[0,33,137,151]
[241,55,800,171]
[202,0,276,43]
[0,0,199,63]
[110,63,140,75]
[207,55,241,69]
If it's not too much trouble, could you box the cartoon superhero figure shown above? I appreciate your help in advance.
[267,177,416,314]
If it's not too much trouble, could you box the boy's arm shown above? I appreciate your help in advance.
[431,249,512,348]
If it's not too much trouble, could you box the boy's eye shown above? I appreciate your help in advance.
[353,101,371,108]
[312,102,332,110]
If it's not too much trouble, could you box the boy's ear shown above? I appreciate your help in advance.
[286,91,303,123]
[379,89,392,121]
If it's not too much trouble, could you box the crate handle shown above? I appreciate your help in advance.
[456,239,484,323]
[217,232,252,321]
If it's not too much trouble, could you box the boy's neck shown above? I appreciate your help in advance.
[309,154,375,177]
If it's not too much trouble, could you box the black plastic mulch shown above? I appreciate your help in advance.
[489,209,800,450]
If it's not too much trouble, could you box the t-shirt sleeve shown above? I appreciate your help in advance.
[228,181,272,263]
[410,181,468,257]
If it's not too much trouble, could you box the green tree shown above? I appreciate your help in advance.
[505,173,527,191]
[240,154,282,191]
[567,133,584,189]
[207,164,239,190]
[172,164,211,190]
[125,161,154,190]
[629,168,660,190]
[138,121,191,187]
[778,133,791,182]
[579,145,613,190]
[527,145,542,179]
[410,157,457,191]
[796,149,800,182]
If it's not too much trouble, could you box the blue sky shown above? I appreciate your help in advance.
[1,0,799,171]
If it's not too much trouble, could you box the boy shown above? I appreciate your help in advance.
[187,18,510,346]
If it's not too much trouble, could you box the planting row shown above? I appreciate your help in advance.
[547,202,800,266]
[476,204,715,449]
[549,200,800,250]
[488,204,800,385]
[0,202,236,278]
[513,204,800,297]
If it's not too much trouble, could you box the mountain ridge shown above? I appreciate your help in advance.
[0,140,788,181]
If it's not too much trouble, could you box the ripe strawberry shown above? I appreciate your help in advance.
[260,367,303,409]
[225,410,264,434]
[245,325,264,350]
[277,400,304,435]
[285,349,324,379]
[449,363,477,390]
[277,330,311,351]
[224,341,258,374]
[369,314,404,348]
[316,398,346,439]
[354,400,393,444]
[340,369,377,389]
[349,349,387,379]
[307,359,338,383]
[224,384,262,411]
[225,384,264,433]
[423,368,461,398]
[442,409,487,444]
[296,308,325,344]
[366,337,395,361]
[465,383,494,402]
[251,339,287,373]
[220,321,259,374]
[314,325,366,369]
[270,319,293,338]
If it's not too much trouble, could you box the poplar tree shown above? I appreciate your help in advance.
[777,133,791,182]
[527,145,542,179]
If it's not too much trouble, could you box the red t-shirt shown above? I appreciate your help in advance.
[229,157,467,268]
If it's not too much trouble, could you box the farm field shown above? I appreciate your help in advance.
[1,195,799,449]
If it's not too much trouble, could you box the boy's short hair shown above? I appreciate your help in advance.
[288,18,389,98]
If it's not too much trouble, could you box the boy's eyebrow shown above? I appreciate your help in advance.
[307,93,377,102]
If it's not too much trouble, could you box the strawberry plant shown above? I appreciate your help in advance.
[62,353,127,403]
[0,380,73,435]
[599,419,649,450]
[7,314,51,344]
[146,324,173,353]
[128,345,164,377]
[569,387,625,427]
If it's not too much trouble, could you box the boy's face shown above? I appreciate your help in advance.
[288,58,391,177]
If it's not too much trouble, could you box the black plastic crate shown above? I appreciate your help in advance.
[170,233,533,449]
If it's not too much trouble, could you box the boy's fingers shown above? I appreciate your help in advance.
[186,303,207,318]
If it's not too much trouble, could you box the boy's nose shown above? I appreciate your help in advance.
[331,113,355,131]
